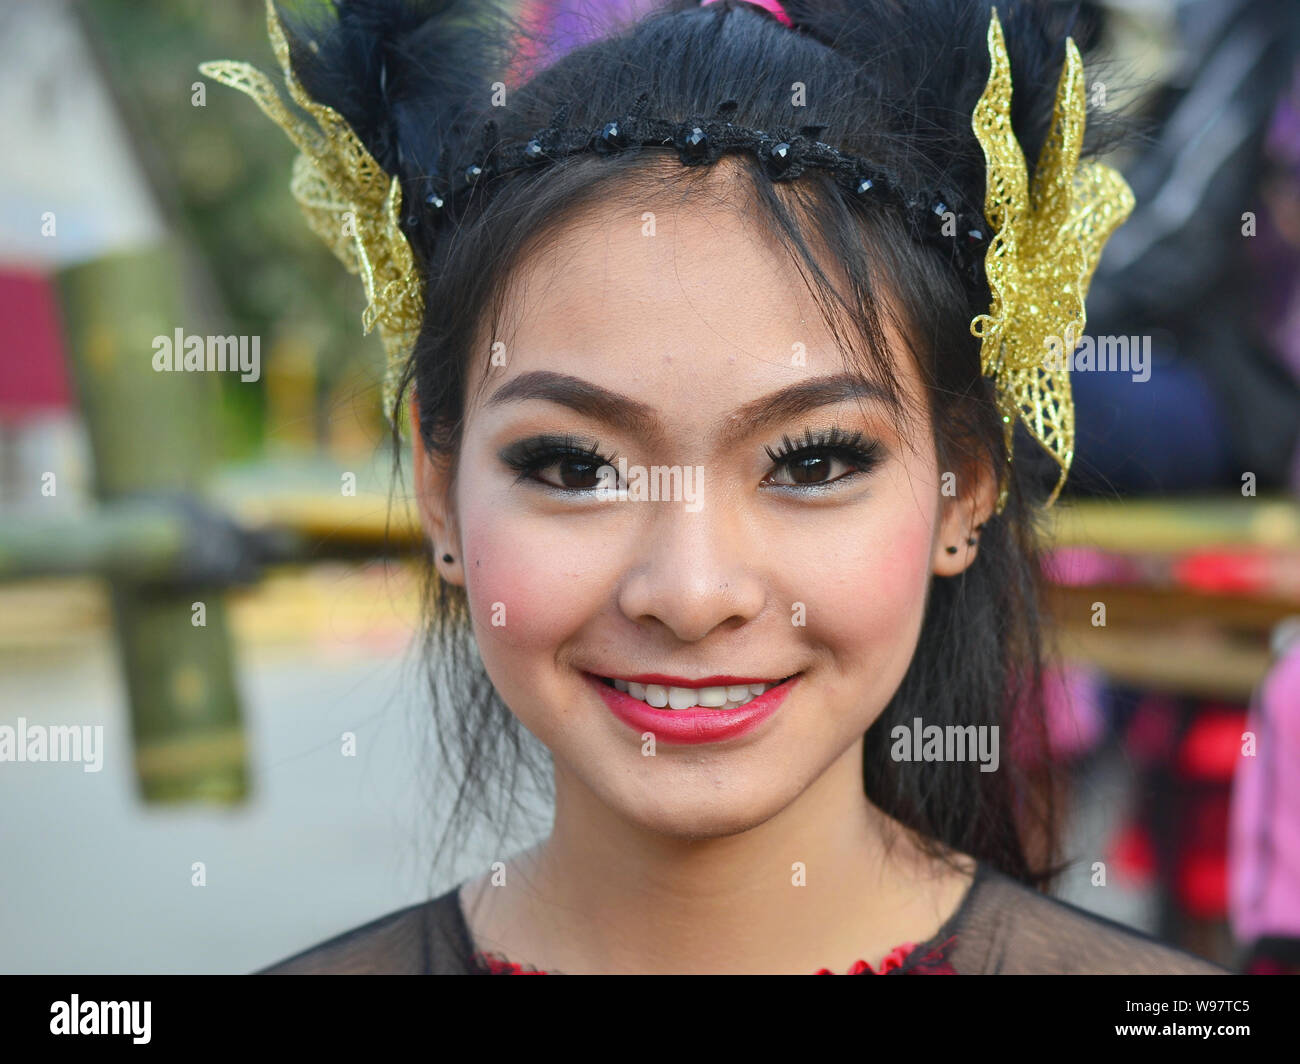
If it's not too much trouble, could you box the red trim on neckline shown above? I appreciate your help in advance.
[472,935,958,974]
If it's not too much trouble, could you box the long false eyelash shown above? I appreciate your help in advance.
[499,434,618,485]
[764,426,883,473]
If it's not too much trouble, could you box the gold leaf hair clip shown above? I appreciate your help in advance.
[199,0,423,429]
[971,8,1135,508]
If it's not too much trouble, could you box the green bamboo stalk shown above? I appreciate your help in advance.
[56,243,249,804]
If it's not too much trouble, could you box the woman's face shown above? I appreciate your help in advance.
[415,180,983,840]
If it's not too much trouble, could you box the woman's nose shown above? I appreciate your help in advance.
[614,502,768,643]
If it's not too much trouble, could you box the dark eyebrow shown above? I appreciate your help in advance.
[486,370,897,446]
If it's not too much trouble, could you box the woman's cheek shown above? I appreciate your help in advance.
[800,502,934,685]
[458,503,604,654]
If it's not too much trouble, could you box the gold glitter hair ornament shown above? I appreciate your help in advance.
[200,3,1133,507]
[199,0,423,427]
[971,8,1135,507]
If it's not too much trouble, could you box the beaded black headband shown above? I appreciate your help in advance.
[413,93,990,286]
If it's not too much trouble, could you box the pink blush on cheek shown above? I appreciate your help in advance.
[459,525,599,651]
[812,514,934,659]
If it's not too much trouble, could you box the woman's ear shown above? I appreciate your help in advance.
[932,454,998,577]
[409,392,465,587]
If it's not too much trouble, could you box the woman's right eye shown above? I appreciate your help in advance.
[499,436,619,493]
[530,454,610,490]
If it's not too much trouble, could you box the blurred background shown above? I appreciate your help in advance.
[2,0,1299,974]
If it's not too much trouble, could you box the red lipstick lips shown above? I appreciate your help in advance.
[585,671,800,744]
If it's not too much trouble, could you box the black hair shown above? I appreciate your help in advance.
[275,0,1121,892]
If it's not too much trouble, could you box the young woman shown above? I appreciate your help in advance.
[204,0,1229,973]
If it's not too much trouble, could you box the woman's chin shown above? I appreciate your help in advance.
[597,776,795,841]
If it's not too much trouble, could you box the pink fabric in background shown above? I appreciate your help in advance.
[1008,663,1107,769]
[1042,663,1106,760]
[1228,637,1300,945]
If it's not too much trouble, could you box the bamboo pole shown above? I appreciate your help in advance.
[56,244,249,804]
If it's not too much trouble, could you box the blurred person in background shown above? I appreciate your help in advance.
[1069,0,1300,497]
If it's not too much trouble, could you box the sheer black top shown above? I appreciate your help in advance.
[257,860,1230,974]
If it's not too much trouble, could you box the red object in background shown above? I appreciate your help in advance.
[0,268,71,420]
[1121,698,1244,923]
[1178,851,1230,920]
[1175,707,1249,781]
[1111,820,1157,884]
[1169,710,1242,920]
[1174,552,1272,596]
[1177,790,1232,919]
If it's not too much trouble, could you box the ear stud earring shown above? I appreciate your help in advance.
[442,553,453,563]
[946,525,983,554]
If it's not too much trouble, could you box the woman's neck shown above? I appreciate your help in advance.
[458,740,976,974]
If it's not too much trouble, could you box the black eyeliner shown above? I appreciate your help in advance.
[499,433,618,487]
[764,426,884,487]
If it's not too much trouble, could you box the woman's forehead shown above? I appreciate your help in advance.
[466,190,924,421]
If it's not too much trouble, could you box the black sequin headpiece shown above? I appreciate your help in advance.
[412,93,990,287]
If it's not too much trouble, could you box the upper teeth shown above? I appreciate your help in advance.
[610,678,780,710]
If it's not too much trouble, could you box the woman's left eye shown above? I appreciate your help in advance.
[766,451,861,486]
[763,429,883,490]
